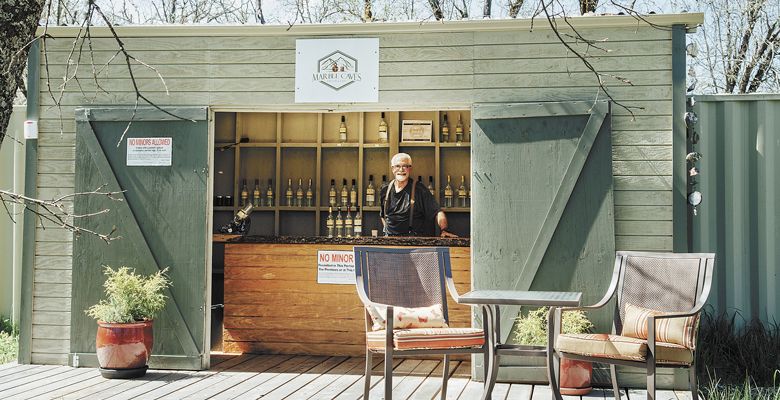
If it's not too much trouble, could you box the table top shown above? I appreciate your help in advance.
[457,290,582,306]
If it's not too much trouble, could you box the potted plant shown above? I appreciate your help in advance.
[513,306,594,395]
[85,266,170,379]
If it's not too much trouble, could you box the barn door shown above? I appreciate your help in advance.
[71,107,210,370]
[471,101,616,380]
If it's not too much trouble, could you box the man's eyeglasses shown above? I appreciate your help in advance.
[392,164,412,170]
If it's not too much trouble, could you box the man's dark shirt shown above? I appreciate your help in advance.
[379,179,441,236]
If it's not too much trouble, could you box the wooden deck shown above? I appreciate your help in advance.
[0,354,692,399]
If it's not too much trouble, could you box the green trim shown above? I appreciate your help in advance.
[672,25,688,252]
[19,39,40,364]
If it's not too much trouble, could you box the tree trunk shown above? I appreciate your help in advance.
[508,0,523,18]
[0,0,44,148]
[427,0,444,21]
[580,0,597,14]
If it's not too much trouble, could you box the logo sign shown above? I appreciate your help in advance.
[316,51,360,90]
[296,38,379,103]
[126,137,172,166]
[317,250,356,285]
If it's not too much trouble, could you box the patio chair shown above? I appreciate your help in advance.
[353,246,488,400]
[547,251,715,400]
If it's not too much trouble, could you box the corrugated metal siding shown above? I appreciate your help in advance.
[691,95,780,324]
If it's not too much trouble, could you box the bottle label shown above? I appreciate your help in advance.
[327,219,334,227]
[366,194,375,203]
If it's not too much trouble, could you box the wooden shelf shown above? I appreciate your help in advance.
[214,109,472,237]
[442,207,470,212]
[321,142,360,148]
[399,142,436,147]
[440,142,471,148]
[239,142,276,148]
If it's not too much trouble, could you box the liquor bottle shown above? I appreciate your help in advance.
[417,176,423,186]
[328,179,337,207]
[381,175,388,189]
[285,178,293,206]
[427,176,435,197]
[467,187,472,207]
[225,195,233,206]
[349,179,357,206]
[339,115,347,143]
[219,203,253,234]
[441,113,450,142]
[340,178,349,207]
[458,175,467,207]
[295,178,304,207]
[252,179,261,207]
[345,206,353,238]
[265,179,274,207]
[326,206,334,238]
[240,179,249,207]
[378,112,388,143]
[335,207,344,238]
[455,113,464,143]
[444,175,453,208]
[305,178,313,207]
[365,175,376,207]
[353,206,362,237]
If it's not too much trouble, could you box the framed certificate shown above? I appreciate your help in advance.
[401,120,433,142]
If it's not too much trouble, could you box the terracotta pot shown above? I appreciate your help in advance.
[559,357,592,395]
[96,320,153,378]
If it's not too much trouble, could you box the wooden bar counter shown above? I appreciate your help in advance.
[215,235,472,356]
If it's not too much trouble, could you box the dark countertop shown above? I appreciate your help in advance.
[215,234,470,247]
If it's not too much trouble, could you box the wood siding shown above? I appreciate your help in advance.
[222,244,472,356]
[34,19,685,364]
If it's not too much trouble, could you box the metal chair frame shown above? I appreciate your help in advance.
[547,251,715,400]
[353,246,489,400]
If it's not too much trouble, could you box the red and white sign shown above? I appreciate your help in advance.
[317,250,356,285]
[127,137,172,166]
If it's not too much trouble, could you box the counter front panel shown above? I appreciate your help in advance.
[222,242,471,356]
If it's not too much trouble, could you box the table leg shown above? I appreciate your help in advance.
[547,307,563,400]
[481,305,499,400]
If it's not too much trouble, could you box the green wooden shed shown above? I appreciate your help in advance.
[17,13,702,388]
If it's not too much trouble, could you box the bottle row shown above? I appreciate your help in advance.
[224,175,473,209]
[325,206,363,238]
[328,111,468,144]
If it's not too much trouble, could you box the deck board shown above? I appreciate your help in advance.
[0,356,673,399]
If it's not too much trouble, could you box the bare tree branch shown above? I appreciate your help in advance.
[0,185,125,243]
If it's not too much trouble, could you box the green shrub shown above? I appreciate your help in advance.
[1,315,18,336]
[0,316,18,365]
[697,308,780,387]
[85,266,171,323]
[512,306,593,345]
[700,371,780,400]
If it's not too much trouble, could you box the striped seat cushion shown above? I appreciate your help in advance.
[367,328,484,350]
[622,303,699,349]
[556,333,693,365]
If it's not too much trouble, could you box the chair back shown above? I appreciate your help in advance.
[354,246,451,320]
[613,251,715,335]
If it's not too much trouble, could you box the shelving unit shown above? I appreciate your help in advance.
[213,109,473,237]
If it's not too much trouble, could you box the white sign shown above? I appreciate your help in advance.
[317,250,356,285]
[126,137,172,166]
[296,38,379,103]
